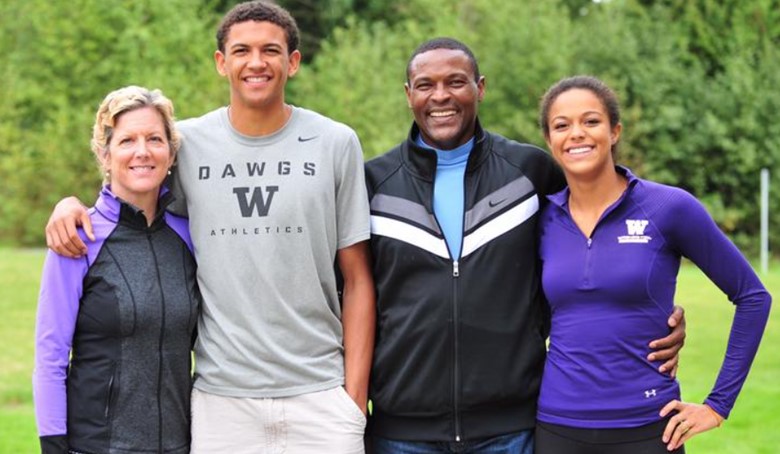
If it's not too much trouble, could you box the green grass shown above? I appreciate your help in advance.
[673,259,779,454]
[2,248,778,452]
[1,248,44,453]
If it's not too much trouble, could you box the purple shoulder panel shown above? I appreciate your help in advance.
[164,212,194,256]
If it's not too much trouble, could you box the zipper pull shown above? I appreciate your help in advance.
[453,260,460,277]
[587,238,592,248]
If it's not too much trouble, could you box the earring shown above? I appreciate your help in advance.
[105,169,111,178]
[167,169,172,176]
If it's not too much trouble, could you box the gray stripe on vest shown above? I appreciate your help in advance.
[465,177,534,232]
[370,194,441,234]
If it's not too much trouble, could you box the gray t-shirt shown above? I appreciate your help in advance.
[172,106,370,398]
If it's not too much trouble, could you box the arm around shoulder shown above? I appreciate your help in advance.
[45,196,93,257]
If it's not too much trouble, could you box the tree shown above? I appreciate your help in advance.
[1,0,777,254]
[0,0,224,244]
[291,0,779,254]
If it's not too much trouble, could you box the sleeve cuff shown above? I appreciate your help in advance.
[40,435,67,454]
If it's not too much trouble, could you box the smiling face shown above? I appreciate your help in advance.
[545,88,622,180]
[102,106,173,209]
[405,48,485,150]
[215,20,300,113]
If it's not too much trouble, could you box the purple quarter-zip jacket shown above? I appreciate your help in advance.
[537,166,770,428]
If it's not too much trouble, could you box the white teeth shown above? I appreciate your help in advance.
[568,146,591,154]
[246,76,268,82]
[430,110,455,117]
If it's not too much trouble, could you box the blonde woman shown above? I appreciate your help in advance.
[33,86,199,454]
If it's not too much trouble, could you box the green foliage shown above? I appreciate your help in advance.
[289,0,469,157]
[291,0,779,255]
[0,0,224,245]
[1,0,778,255]
[277,0,416,60]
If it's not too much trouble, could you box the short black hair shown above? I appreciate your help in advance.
[406,37,480,82]
[216,1,300,54]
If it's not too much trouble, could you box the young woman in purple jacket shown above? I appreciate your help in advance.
[534,75,771,453]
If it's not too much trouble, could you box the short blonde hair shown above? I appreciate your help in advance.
[91,86,181,182]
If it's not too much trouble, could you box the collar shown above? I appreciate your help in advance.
[94,185,175,230]
[401,118,490,181]
[415,135,474,165]
[547,165,639,208]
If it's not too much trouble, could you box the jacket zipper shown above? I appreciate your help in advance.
[434,206,463,442]
[453,165,468,442]
[452,160,469,443]
[104,367,115,418]
[432,153,466,442]
[584,237,593,285]
[147,232,166,453]
[565,190,629,286]
[452,259,461,442]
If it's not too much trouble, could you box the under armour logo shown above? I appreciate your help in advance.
[644,389,657,398]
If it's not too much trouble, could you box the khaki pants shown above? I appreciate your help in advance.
[191,386,366,454]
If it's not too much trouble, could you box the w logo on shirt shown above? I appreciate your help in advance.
[626,219,649,236]
[618,219,652,244]
[233,186,279,217]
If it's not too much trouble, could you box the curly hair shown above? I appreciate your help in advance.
[91,86,180,182]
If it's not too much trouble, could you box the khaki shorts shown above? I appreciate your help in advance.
[191,386,366,453]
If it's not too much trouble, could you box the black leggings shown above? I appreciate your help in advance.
[535,418,684,454]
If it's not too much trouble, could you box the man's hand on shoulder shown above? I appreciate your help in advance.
[45,196,93,258]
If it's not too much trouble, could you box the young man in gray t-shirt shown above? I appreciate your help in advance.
[45,2,374,452]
